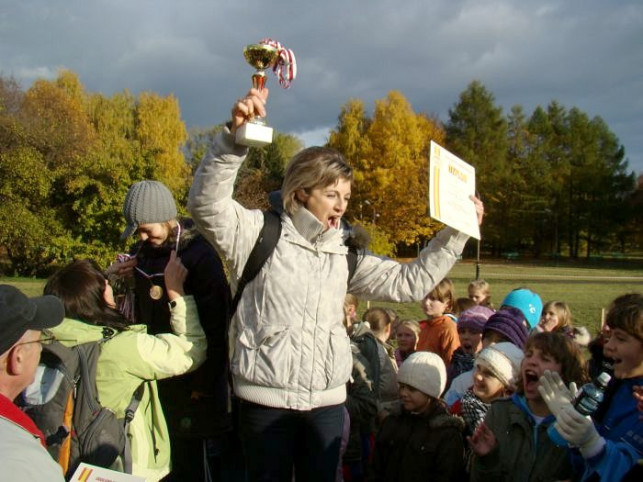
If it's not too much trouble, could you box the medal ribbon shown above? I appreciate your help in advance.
[259,38,297,89]
[134,224,182,299]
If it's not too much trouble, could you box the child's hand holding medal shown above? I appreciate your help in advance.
[164,250,187,302]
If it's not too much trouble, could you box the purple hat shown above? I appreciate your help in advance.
[458,305,495,333]
[483,307,530,349]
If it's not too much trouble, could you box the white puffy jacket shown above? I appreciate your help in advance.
[188,129,470,410]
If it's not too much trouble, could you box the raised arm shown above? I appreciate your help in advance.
[187,89,269,283]
[348,196,483,303]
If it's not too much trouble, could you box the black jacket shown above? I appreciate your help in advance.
[131,218,232,438]
[370,402,467,482]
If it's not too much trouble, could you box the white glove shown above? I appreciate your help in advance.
[555,405,605,458]
[538,370,579,418]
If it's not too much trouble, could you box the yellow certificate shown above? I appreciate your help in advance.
[429,141,480,240]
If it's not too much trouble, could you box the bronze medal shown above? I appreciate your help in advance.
[149,285,163,300]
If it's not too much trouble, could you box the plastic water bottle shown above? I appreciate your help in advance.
[547,372,611,446]
[573,372,611,416]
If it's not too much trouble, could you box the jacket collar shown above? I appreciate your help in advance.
[0,393,46,446]
[288,208,345,252]
[511,393,556,426]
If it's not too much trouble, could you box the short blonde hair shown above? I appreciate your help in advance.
[468,279,490,294]
[281,147,353,216]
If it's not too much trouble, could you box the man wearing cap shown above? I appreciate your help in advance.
[0,284,65,481]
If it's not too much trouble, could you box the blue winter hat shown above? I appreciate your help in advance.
[501,288,543,329]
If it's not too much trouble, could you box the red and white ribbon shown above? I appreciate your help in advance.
[259,38,297,89]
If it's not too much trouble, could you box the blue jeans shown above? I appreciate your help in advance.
[239,400,345,482]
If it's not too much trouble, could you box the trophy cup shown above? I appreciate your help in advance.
[235,43,280,147]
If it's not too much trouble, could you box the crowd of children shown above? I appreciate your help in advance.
[339,281,643,482]
[6,212,641,482]
[2,77,640,482]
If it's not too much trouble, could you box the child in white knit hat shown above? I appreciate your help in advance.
[370,352,466,481]
[451,342,524,436]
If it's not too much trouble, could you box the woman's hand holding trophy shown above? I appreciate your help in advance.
[234,38,296,147]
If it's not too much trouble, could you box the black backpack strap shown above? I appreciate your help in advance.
[230,210,282,315]
[122,383,146,474]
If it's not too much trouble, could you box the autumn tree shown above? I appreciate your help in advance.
[328,91,445,254]
[135,92,189,193]
[0,70,194,274]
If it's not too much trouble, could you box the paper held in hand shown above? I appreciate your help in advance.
[428,141,481,240]
[70,463,145,482]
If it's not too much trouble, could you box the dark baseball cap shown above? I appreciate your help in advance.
[0,285,65,355]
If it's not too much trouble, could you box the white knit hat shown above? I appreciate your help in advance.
[397,351,446,398]
[475,342,524,387]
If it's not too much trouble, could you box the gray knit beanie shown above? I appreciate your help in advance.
[121,180,177,239]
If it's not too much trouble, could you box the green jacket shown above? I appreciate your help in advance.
[470,394,573,482]
[49,296,206,481]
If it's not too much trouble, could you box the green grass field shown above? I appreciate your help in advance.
[3,261,642,338]
[361,261,643,337]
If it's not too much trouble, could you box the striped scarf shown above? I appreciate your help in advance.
[460,389,490,434]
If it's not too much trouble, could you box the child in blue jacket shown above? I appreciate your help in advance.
[540,293,643,481]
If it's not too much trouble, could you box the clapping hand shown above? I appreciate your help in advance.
[468,422,497,456]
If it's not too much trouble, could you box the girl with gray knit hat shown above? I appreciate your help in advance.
[108,179,234,481]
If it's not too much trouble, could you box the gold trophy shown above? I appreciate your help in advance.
[235,43,280,147]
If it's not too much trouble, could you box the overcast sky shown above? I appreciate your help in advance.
[1,0,641,175]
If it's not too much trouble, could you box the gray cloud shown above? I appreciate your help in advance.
[1,0,641,174]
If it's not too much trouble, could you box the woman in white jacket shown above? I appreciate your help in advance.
[188,87,484,482]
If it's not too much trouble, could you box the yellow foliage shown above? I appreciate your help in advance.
[329,91,445,247]
[135,92,189,192]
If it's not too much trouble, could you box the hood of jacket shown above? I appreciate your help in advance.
[403,401,466,432]
[49,318,146,347]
